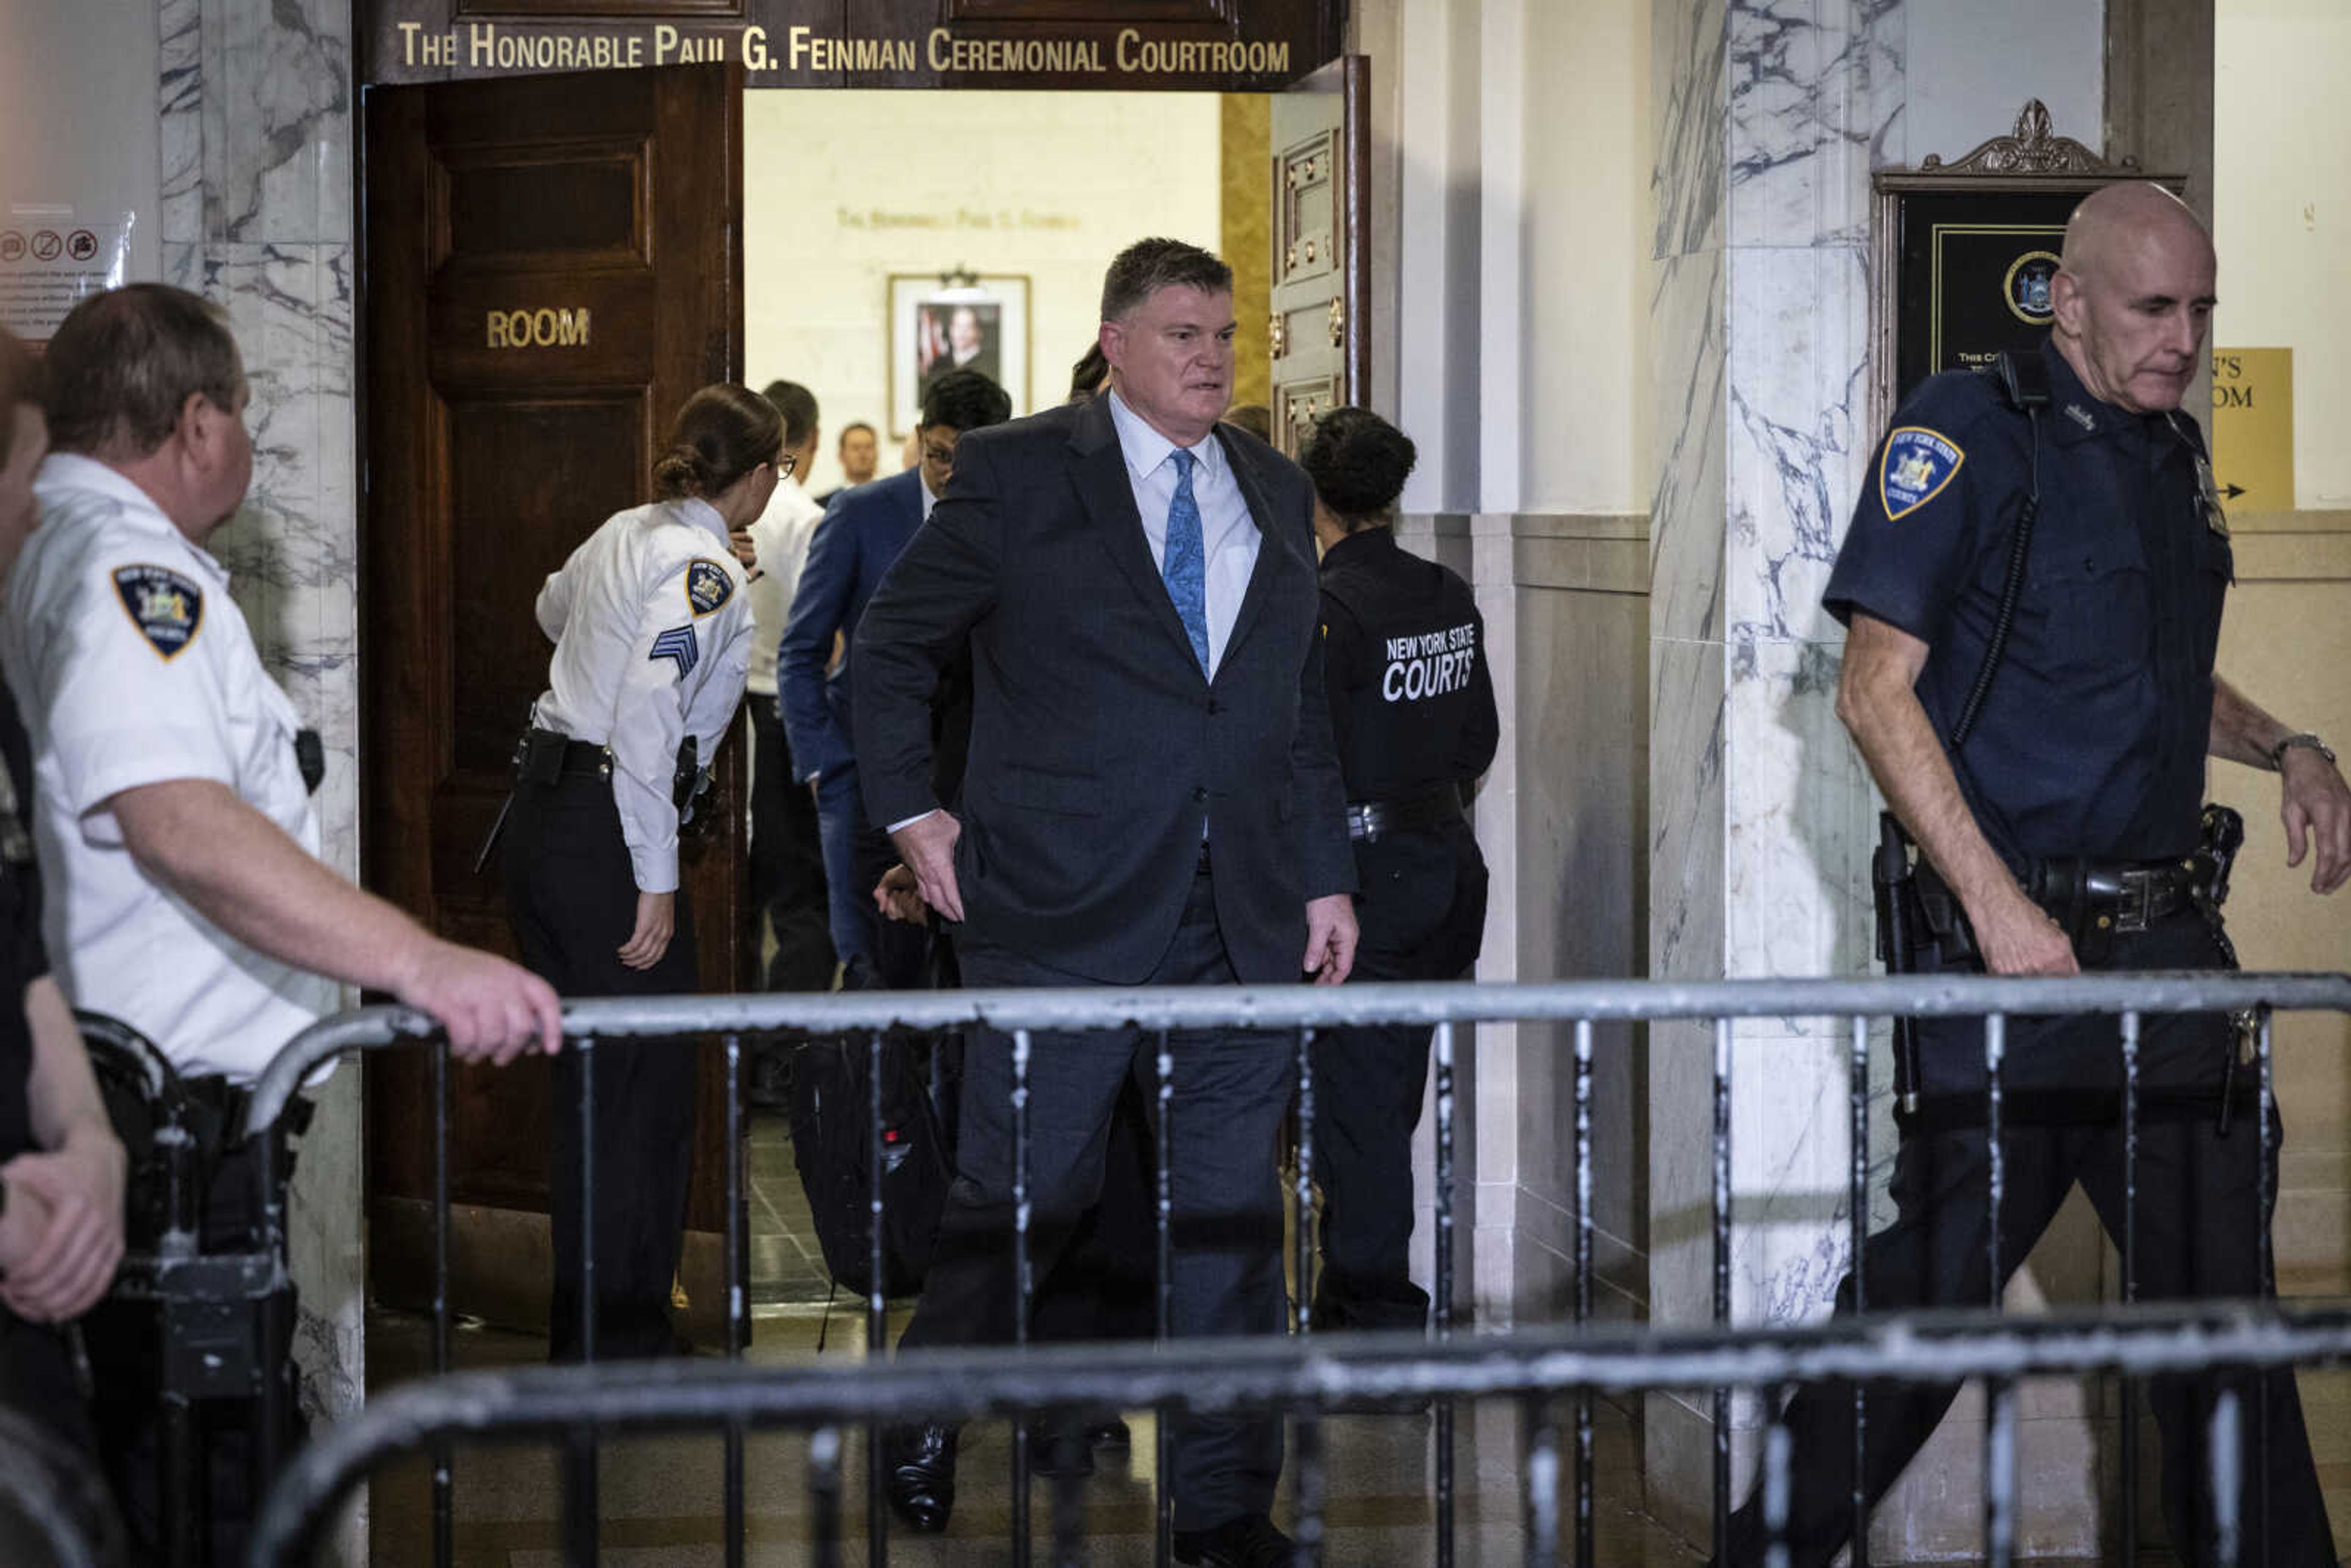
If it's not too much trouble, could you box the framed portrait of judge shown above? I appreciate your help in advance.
[887,272,1031,439]
[1871,100,2185,426]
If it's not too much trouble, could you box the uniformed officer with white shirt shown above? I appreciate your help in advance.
[501,381,767,1360]
[3,283,560,1562]
[733,380,833,1005]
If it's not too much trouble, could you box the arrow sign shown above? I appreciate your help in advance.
[2210,348,2293,512]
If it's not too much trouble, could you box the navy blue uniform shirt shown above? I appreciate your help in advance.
[1318,528,1499,803]
[1824,336,2232,868]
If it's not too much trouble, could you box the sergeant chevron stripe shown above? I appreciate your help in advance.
[649,623,699,678]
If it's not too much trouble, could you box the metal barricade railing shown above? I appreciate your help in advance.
[0,1405,117,1568]
[224,970,2351,1567]
[245,1300,2351,1568]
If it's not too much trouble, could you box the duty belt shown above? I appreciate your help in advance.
[1346,784,1463,844]
[474,726,613,873]
[519,726,613,784]
[1917,855,2205,961]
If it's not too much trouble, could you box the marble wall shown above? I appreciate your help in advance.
[1642,0,2120,1555]
[159,0,368,1534]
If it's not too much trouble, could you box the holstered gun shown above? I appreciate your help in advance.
[673,735,715,836]
[1872,812,1925,1113]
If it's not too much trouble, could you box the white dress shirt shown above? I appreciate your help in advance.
[2,455,336,1082]
[531,497,754,893]
[741,473,825,699]
[1106,389,1259,679]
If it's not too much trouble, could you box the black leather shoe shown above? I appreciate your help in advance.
[882,1422,958,1533]
[1087,1417,1131,1449]
[1172,1513,1294,1567]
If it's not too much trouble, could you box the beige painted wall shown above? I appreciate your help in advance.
[2216,0,2351,507]
[2213,536,2351,1296]
[1523,0,1652,516]
[744,90,1222,495]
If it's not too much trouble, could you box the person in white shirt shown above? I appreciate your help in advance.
[502,382,767,1360]
[4,282,560,1562]
[732,380,832,1009]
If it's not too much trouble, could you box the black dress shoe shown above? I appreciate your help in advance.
[1172,1512,1294,1567]
[1087,1417,1130,1449]
[882,1422,958,1533]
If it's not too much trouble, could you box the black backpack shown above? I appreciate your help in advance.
[788,1032,951,1299]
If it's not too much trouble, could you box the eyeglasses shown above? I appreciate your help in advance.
[921,443,956,468]
[777,454,798,478]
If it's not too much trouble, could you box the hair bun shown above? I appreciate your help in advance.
[652,446,703,497]
[1300,407,1417,521]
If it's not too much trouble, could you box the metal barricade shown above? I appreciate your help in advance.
[246,1300,2351,1568]
[0,1404,117,1568]
[226,970,2351,1567]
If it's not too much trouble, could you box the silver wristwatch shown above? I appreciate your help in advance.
[2268,732,2338,770]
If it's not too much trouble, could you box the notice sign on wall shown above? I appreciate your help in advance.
[0,207,133,345]
[2210,348,2294,514]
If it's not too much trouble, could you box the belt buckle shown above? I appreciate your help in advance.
[2113,870,2156,934]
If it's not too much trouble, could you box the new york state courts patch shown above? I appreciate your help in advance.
[112,564,205,659]
[686,558,735,617]
[1878,427,1965,522]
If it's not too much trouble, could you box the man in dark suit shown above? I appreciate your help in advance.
[778,370,1009,989]
[855,238,1358,1567]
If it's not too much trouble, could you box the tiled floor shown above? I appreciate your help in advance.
[746,1111,839,1311]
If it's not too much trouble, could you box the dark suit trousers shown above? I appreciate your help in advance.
[749,693,834,994]
[898,866,1290,1531]
[501,773,700,1362]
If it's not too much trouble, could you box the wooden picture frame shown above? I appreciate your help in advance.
[1870,99,2184,428]
[887,272,1031,440]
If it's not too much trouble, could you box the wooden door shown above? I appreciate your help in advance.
[1268,55,1368,454]
[361,63,747,1339]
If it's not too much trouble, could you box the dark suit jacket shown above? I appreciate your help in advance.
[777,468,926,783]
[853,395,1355,985]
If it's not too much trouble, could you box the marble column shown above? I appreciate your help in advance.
[1643,1,2121,1558]
[157,0,366,1548]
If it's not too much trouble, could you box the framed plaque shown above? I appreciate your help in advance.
[1871,100,2184,424]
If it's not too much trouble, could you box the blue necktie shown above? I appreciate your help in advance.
[1162,448,1210,674]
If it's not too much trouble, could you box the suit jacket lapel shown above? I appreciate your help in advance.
[1218,428,1291,674]
[1071,395,1199,667]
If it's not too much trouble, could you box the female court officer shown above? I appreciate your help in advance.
[504,383,776,1359]
[1299,407,1496,1333]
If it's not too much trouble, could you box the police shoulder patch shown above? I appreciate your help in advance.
[111,564,205,660]
[1878,427,1965,522]
[650,623,700,679]
[685,558,735,617]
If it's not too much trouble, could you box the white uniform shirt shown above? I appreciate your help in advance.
[1106,390,1259,678]
[1,456,336,1082]
[531,497,753,894]
[741,474,825,699]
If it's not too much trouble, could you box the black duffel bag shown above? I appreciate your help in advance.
[788,1032,951,1299]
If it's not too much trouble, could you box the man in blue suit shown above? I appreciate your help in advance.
[778,370,1010,988]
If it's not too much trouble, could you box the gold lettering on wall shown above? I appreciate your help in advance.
[486,308,591,349]
[393,18,1294,83]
